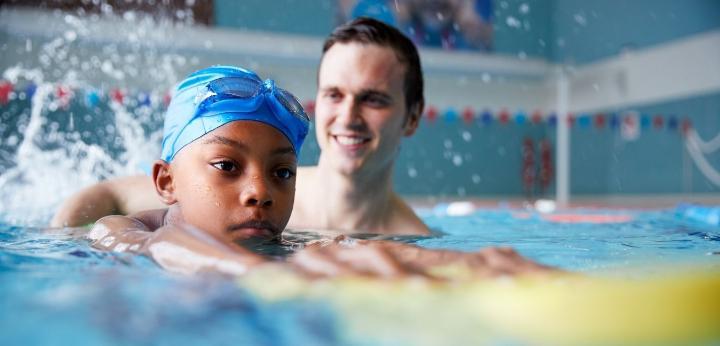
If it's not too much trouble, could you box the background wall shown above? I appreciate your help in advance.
[1,0,719,199]
[549,0,720,64]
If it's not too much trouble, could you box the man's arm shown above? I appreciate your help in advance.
[51,175,162,227]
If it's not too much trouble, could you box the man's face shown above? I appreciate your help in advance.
[315,42,418,177]
[168,121,297,245]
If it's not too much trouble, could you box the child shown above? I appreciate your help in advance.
[89,65,310,274]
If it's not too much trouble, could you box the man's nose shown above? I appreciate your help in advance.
[336,98,363,126]
[240,175,273,208]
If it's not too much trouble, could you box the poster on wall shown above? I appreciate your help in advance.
[335,0,494,51]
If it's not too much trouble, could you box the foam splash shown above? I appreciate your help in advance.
[0,8,200,226]
[0,68,163,226]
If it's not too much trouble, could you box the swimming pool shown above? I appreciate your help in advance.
[0,11,718,344]
[1,206,719,345]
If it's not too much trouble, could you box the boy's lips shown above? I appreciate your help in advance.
[228,220,280,239]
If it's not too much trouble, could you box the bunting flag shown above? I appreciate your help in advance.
[85,89,101,107]
[444,108,459,123]
[0,80,699,137]
[461,107,474,124]
[531,110,543,125]
[163,92,172,108]
[24,82,37,100]
[547,113,557,127]
[640,114,651,129]
[424,105,438,122]
[0,81,13,105]
[110,88,125,104]
[653,115,664,129]
[137,92,152,107]
[480,109,493,126]
[498,108,510,124]
[681,118,692,135]
[55,85,72,108]
[302,100,316,116]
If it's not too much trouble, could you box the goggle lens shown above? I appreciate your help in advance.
[198,77,308,124]
[275,87,310,123]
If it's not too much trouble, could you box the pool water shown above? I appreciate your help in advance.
[1,208,718,345]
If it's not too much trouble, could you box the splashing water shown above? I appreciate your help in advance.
[0,7,203,226]
[0,68,163,226]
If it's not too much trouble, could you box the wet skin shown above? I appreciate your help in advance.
[154,121,297,246]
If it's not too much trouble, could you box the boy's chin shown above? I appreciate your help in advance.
[231,232,280,247]
[232,228,276,239]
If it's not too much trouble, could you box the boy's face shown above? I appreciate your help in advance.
[162,121,297,245]
[314,42,419,177]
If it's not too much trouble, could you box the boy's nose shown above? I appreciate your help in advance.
[240,176,273,208]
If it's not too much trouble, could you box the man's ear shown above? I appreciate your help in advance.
[152,160,177,205]
[403,101,424,137]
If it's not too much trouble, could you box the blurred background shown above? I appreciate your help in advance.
[1,0,719,222]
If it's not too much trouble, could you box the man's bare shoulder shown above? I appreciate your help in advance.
[389,194,432,236]
[295,166,318,202]
[297,166,318,181]
[287,166,318,229]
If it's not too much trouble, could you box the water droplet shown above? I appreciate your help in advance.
[123,11,136,22]
[481,73,491,83]
[452,154,463,166]
[506,16,521,28]
[7,135,18,146]
[573,13,587,26]
[519,3,530,14]
[63,31,77,42]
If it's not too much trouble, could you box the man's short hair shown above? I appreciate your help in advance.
[322,17,424,118]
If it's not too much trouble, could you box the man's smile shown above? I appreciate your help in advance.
[332,134,371,150]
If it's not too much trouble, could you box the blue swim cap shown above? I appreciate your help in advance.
[161,66,310,162]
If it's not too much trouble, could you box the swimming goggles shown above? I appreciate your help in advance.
[161,70,309,162]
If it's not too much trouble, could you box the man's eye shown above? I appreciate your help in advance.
[325,91,342,101]
[275,168,295,180]
[211,161,237,172]
[363,96,389,107]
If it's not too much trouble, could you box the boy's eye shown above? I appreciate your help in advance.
[275,168,295,180]
[211,161,237,172]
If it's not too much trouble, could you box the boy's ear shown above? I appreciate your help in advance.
[403,101,423,137]
[152,160,177,205]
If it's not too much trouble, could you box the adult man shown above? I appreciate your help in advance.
[52,17,430,235]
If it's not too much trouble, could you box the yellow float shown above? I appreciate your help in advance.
[239,265,720,345]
